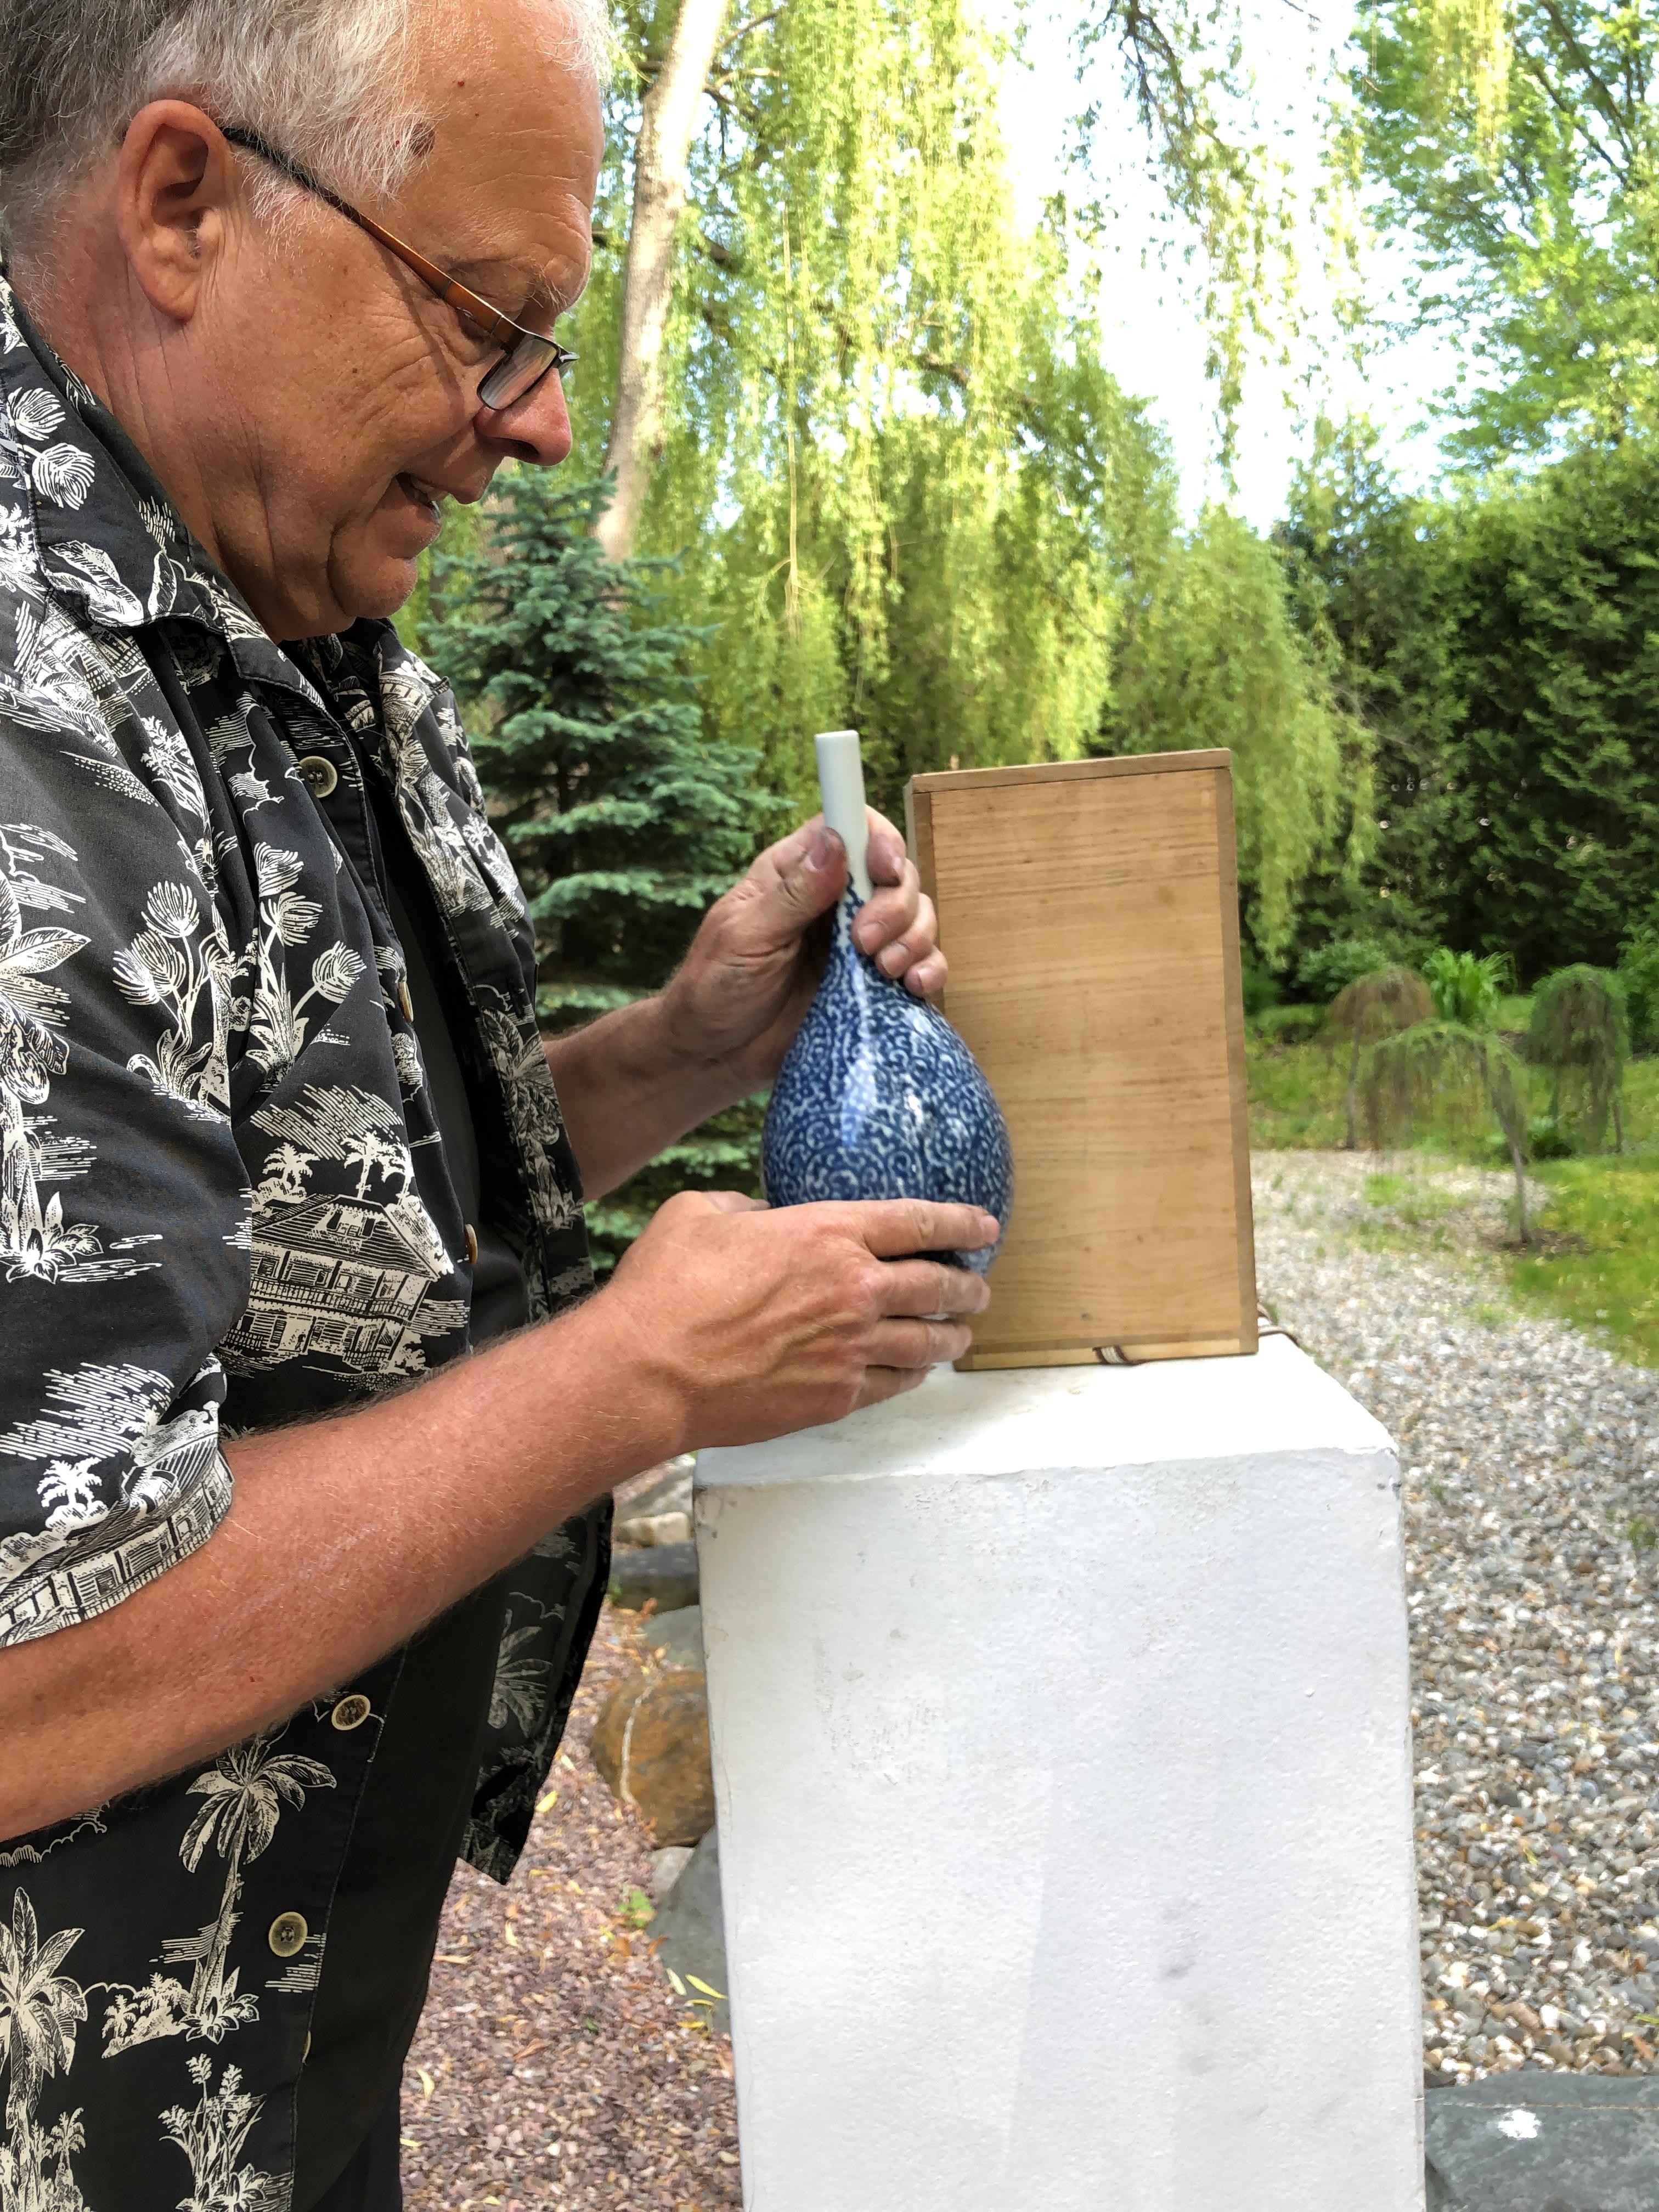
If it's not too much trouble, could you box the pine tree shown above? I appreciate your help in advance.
[431,471,782,1268]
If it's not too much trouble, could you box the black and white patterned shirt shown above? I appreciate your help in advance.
[0,275,607,2210]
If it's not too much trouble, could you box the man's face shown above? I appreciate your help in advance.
[193,0,603,639]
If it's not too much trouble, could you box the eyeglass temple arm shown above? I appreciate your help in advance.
[218,123,521,347]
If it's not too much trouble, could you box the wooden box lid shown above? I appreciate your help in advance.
[905,751,1256,1369]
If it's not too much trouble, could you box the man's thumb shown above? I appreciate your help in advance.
[775,819,847,916]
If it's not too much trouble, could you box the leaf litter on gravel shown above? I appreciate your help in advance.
[400,1600,740,2211]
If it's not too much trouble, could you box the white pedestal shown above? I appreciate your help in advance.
[695,1336,1423,2211]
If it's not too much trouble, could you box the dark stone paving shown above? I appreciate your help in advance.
[1427,2075,1659,2211]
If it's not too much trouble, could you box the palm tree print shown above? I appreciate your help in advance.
[0,1890,89,2212]
[101,1742,332,2056]
[0,853,161,1285]
[0,873,87,1284]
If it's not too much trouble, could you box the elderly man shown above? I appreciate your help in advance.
[0,2,995,2205]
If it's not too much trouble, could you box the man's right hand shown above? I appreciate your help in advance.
[0,1192,996,1838]
[594,1193,999,1451]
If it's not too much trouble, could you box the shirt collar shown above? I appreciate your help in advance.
[0,272,330,705]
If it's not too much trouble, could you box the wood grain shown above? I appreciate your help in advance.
[906,752,1257,1368]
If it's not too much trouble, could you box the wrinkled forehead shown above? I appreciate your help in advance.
[405,0,605,311]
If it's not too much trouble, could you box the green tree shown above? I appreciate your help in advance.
[571,0,1184,815]
[1104,505,1372,961]
[1275,430,1659,982]
[1352,0,1659,458]
[1430,443,1659,975]
[1274,416,1458,968]
[1528,964,1629,1152]
[1363,1022,1534,1241]
[432,472,780,1267]
[1617,913,1659,1052]
[1325,963,1434,1149]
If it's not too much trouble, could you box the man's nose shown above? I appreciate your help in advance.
[475,373,574,467]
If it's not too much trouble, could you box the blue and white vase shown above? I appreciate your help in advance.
[761,890,1013,1274]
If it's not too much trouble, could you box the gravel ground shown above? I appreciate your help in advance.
[399,1596,741,2211]
[1255,1149,1659,2087]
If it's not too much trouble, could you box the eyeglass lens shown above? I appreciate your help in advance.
[478,334,574,410]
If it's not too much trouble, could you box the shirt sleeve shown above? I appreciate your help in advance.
[0,668,252,1649]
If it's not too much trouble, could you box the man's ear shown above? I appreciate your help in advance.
[115,102,240,323]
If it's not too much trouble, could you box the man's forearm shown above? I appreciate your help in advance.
[0,1291,682,1842]
[546,995,751,1197]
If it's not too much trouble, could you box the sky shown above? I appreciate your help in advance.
[994,0,1466,528]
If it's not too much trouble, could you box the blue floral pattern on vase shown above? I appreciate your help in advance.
[762,895,1013,1273]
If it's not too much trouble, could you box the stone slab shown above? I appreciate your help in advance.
[649,1826,729,2034]
[607,1542,699,1613]
[1425,2075,1659,2211]
[637,1604,704,1672]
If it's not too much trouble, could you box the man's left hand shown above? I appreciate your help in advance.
[658,809,945,1091]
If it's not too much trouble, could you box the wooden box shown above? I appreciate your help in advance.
[905,751,1256,1369]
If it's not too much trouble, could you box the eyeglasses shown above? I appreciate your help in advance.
[219,125,578,410]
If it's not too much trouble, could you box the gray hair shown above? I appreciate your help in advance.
[0,0,612,254]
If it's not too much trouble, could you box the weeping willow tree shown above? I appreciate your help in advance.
[1325,964,1434,1150]
[567,0,1180,814]
[1103,507,1375,960]
[1353,0,1659,456]
[1528,966,1629,1155]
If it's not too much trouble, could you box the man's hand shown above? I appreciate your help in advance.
[596,1192,997,1449]
[658,809,945,1094]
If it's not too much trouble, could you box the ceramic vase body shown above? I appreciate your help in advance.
[761,896,1013,1273]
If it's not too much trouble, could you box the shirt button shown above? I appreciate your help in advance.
[268,1911,308,1959]
[330,1692,373,1731]
[297,753,339,798]
[464,1223,479,1266]
[397,977,414,1022]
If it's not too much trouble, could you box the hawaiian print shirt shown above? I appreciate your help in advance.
[0,277,608,2212]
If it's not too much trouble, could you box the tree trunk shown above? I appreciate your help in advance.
[597,0,732,565]
[1506,1132,1530,1246]
[1343,1030,1361,1151]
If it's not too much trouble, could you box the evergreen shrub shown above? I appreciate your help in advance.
[431,472,786,1268]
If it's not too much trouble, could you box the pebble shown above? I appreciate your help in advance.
[1256,1151,1659,2087]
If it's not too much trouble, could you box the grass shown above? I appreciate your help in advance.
[1511,1154,1659,1367]
[1249,1024,1659,1369]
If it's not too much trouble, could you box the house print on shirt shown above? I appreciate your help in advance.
[228,1195,446,1369]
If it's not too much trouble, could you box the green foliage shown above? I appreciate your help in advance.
[430,470,781,1266]
[1324,962,1434,1148]
[1617,918,1659,1053]
[1325,964,1434,1045]
[1428,445,1659,975]
[1278,428,1659,983]
[1361,1020,1532,1236]
[1296,935,1396,1004]
[578,0,1176,818]
[1352,0,1659,459]
[1511,1148,1659,1368]
[1251,1003,1324,1045]
[1527,965,1629,1153]
[1240,956,1283,1019]
[1104,506,1373,960]
[1424,947,1511,1029]
[1274,417,1458,967]
[1246,1030,1348,1151]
